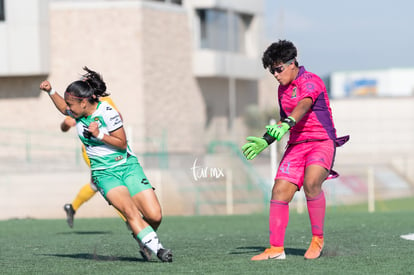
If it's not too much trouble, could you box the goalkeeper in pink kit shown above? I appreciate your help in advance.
[242,40,349,260]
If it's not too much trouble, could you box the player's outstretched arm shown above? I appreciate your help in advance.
[60,117,76,132]
[40,80,68,115]
[241,134,275,160]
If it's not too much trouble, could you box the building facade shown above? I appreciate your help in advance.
[0,0,266,158]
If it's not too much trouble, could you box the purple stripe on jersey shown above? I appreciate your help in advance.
[279,96,288,119]
[312,93,337,141]
[296,66,306,79]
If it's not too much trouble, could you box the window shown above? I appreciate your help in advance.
[197,9,252,53]
[0,0,5,21]
[145,0,182,5]
[198,9,228,51]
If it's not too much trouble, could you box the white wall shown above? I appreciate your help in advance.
[331,97,414,165]
[0,0,50,76]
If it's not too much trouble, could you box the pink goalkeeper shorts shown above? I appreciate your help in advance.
[275,139,335,189]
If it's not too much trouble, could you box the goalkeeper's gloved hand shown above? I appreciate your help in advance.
[241,136,268,160]
[266,116,296,141]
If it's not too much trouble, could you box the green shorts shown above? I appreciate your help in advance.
[92,156,153,200]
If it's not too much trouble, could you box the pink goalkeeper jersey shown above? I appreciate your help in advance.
[278,66,337,145]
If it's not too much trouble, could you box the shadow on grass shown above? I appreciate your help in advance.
[230,246,306,256]
[43,253,145,262]
[57,231,113,235]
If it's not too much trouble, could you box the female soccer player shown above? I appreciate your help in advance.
[40,67,172,262]
[242,40,349,260]
[60,97,128,229]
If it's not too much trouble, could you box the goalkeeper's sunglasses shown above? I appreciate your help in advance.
[269,58,295,74]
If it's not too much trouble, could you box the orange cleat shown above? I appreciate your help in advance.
[251,246,286,261]
[304,236,324,259]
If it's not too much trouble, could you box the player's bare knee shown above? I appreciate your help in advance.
[145,209,162,225]
[303,183,321,198]
[272,189,294,202]
[272,182,295,202]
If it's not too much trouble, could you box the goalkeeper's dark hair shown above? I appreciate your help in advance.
[262,39,298,69]
[65,66,110,103]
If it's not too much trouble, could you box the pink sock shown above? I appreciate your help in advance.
[306,191,326,237]
[269,200,289,247]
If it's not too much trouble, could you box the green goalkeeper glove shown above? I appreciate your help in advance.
[266,116,296,141]
[241,136,269,160]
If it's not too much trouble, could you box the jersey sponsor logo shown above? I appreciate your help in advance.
[115,155,124,161]
[291,87,297,98]
[113,118,122,126]
[82,125,93,139]
[109,115,121,126]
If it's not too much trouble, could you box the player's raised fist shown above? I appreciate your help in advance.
[88,122,100,138]
[40,80,52,93]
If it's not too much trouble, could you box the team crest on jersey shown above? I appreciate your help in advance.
[93,117,103,128]
[291,87,297,98]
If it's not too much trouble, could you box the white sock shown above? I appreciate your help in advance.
[139,230,163,254]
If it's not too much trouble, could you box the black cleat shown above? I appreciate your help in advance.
[63,203,75,228]
[131,233,152,261]
[157,248,173,263]
[139,241,152,261]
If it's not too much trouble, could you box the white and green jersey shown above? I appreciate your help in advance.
[75,101,130,170]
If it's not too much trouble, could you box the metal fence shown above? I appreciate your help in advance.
[0,127,270,216]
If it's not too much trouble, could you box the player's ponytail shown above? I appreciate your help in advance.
[65,66,110,103]
[82,67,110,102]
[82,67,110,99]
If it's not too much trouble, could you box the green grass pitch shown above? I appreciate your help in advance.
[1,198,413,274]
